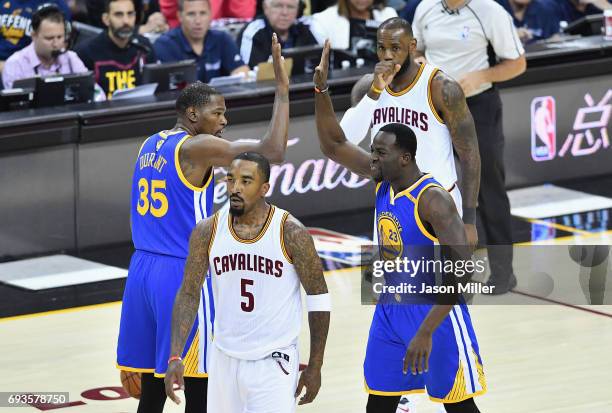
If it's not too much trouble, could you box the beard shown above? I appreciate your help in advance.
[396,56,412,76]
[111,24,134,40]
[229,206,245,216]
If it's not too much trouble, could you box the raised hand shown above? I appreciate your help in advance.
[313,39,331,91]
[271,33,289,91]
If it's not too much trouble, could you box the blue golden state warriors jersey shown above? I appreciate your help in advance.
[375,174,443,303]
[375,173,441,252]
[131,130,215,258]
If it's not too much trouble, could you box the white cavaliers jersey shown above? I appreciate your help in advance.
[208,205,302,360]
[371,63,457,190]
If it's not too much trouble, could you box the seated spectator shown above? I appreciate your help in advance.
[160,0,256,28]
[398,0,419,23]
[2,4,90,89]
[238,0,317,68]
[154,0,249,82]
[310,0,396,59]
[75,0,156,98]
[0,0,71,73]
[85,0,168,35]
[558,0,611,23]
[508,0,561,43]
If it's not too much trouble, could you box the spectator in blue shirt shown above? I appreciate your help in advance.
[154,0,249,83]
[508,0,561,43]
[557,0,611,23]
[0,0,71,72]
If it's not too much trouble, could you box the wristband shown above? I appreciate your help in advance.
[370,84,383,94]
[168,355,183,364]
[462,207,476,225]
[306,293,332,312]
[314,85,329,94]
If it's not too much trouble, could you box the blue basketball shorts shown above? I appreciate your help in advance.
[116,250,214,377]
[364,302,486,403]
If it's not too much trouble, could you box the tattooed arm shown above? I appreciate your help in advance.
[431,71,481,248]
[164,216,215,405]
[283,215,330,405]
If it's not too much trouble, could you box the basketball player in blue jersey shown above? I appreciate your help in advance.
[313,45,486,412]
[116,33,290,413]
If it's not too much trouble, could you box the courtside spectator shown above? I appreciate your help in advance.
[238,0,317,68]
[0,0,71,73]
[75,0,156,98]
[154,0,248,82]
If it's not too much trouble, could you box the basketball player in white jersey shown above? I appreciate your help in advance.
[335,17,481,249]
[165,152,331,412]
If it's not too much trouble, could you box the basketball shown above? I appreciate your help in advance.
[120,370,142,399]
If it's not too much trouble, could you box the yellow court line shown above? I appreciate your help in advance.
[517,229,612,245]
[0,300,122,323]
[0,266,360,322]
[526,218,592,235]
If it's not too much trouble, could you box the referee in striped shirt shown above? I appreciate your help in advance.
[412,0,526,294]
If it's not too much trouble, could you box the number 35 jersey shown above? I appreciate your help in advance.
[131,130,215,258]
[208,205,302,360]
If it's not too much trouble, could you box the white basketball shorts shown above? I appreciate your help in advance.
[207,344,299,413]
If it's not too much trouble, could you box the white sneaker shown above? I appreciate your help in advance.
[396,395,417,413]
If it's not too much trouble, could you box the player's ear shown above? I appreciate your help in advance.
[260,182,270,197]
[401,152,412,165]
[102,12,110,27]
[186,106,198,122]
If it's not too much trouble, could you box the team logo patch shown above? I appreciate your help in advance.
[377,214,403,260]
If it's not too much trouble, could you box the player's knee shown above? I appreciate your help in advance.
[443,397,481,413]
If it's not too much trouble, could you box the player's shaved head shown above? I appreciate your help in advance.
[175,81,221,114]
[233,152,271,182]
[379,123,417,158]
[378,17,413,38]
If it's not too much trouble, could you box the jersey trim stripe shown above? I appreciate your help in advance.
[385,64,425,97]
[427,68,445,124]
[280,211,293,263]
[208,213,219,256]
[136,136,152,158]
[228,205,275,244]
[389,173,432,205]
[174,135,214,192]
[116,364,155,373]
[413,183,442,242]
[375,182,383,194]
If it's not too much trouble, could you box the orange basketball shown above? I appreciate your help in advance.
[120,370,142,399]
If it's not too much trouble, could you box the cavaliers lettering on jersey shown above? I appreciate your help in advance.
[131,129,215,258]
[208,205,302,360]
[371,63,457,190]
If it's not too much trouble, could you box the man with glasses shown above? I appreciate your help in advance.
[238,0,317,68]
[154,0,249,83]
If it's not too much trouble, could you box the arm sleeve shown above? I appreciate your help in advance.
[69,52,89,73]
[2,58,18,89]
[153,37,172,62]
[221,32,246,73]
[486,6,525,59]
[339,95,378,145]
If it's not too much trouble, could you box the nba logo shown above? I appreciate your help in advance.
[531,96,556,161]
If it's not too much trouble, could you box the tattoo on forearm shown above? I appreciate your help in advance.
[283,215,330,367]
[169,219,213,357]
[435,73,481,208]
